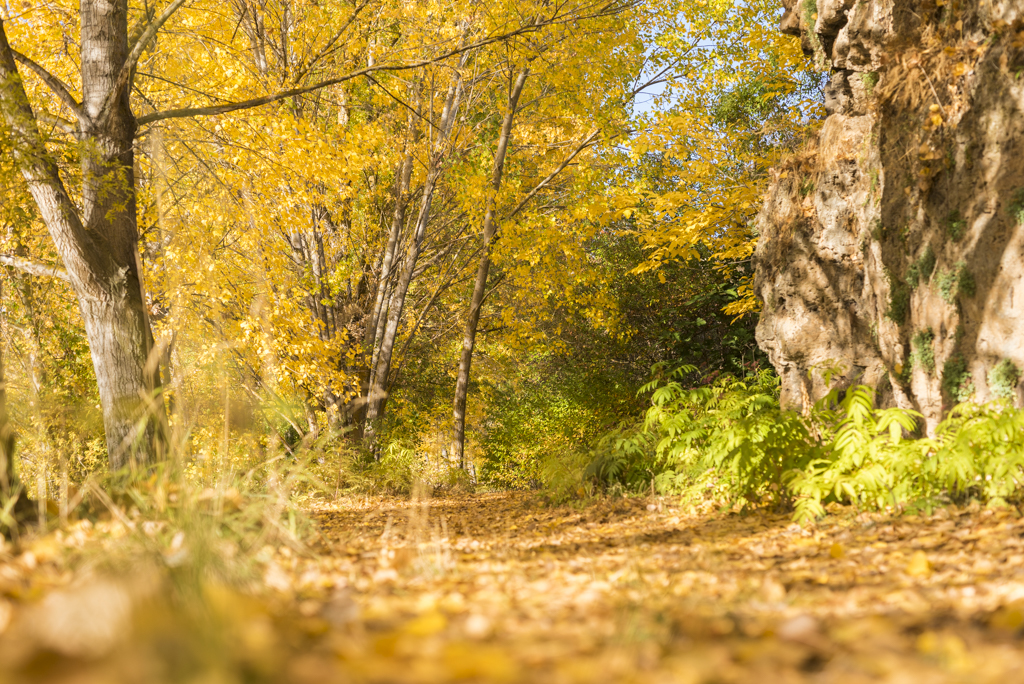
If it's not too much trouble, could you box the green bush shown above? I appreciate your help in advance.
[886,274,911,323]
[910,328,936,374]
[946,210,966,241]
[919,403,1024,506]
[942,355,975,402]
[793,391,1024,517]
[788,386,923,520]
[936,261,975,304]
[1008,188,1024,225]
[577,367,814,507]
[988,359,1021,400]
[861,72,879,98]
[935,268,955,303]
[334,441,423,496]
[571,364,1024,521]
[906,245,936,289]
[958,264,976,297]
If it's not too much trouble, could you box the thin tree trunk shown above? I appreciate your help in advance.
[451,67,529,470]
[0,278,15,503]
[0,279,31,533]
[369,151,413,370]
[363,69,466,446]
[361,166,442,445]
[354,130,415,431]
[365,109,417,359]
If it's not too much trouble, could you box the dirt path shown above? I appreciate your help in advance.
[3,492,1024,682]
[305,493,1024,683]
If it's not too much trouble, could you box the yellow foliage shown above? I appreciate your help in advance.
[619,0,822,317]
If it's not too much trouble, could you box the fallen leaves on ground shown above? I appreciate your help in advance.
[3,493,1024,683]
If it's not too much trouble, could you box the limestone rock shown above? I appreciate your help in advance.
[754,0,1024,430]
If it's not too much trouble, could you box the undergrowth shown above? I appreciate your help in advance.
[910,328,936,374]
[906,245,936,289]
[988,359,1021,400]
[936,261,975,304]
[565,365,1024,521]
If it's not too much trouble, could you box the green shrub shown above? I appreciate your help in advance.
[1008,188,1024,225]
[941,355,975,402]
[935,269,954,302]
[861,72,879,98]
[578,367,815,507]
[910,328,936,374]
[905,265,920,289]
[906,245,935,289]
[788,386,923,520]
[930,402,1024,506]
[335,441,423,496]
[946,210,966,241]
[575,363,1024,521]
[988,359,1021,400]
[793,392,1024,517]
[958,263,976,297]
[936,261,975,304]
[800,0,827,66]
[886,274,911,323]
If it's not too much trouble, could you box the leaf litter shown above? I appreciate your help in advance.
[3,493,1024,682]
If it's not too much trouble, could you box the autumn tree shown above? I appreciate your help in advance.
[0,0,622,470]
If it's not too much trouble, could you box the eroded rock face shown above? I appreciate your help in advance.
[756,0,1024,429]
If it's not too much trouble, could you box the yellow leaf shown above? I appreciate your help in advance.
[404,611,447,637]
[906,550,932,577]
[990,604,1024,632]
[829,542,845,559]
[444,643,518,682]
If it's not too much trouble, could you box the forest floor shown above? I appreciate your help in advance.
[3,491,1024,683]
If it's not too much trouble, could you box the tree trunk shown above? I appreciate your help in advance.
[361,167,441,445]
[0,279,32,533]
[0,278,15,502]
[354,135,415,432]
[0,8,164,470]
[451,67,529,470]
[362,71,466,445]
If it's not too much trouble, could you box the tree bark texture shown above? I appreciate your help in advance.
[0,6,163,470]
[451,67,529,470]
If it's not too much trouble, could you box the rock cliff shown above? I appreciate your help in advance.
[755,0,1024,429]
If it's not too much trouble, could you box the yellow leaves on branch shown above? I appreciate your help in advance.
[623,0,821,318]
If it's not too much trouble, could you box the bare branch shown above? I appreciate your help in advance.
[10,50,84,121]
[36,111,78,137]
[0,254,71,281]
[139,25,539,125]
[505,129,601,220]
[292,0,373,83]
[365,74,435,129]
[137,5,631,126]
[102,0,191,121]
